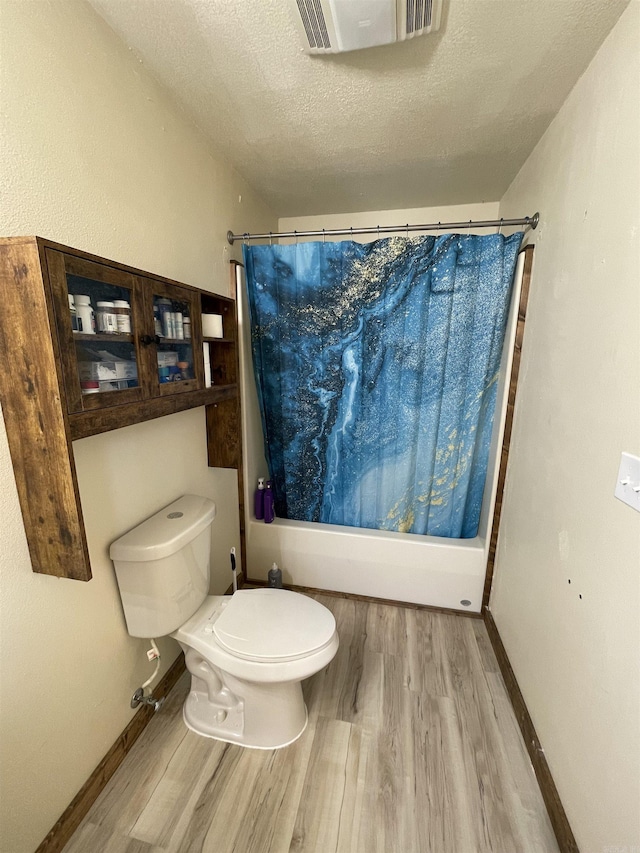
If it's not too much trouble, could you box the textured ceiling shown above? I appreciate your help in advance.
[89,0,629,216]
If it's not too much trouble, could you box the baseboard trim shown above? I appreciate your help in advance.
[483,609,579,853]
[244,577,483,619]
[35,652,186,853]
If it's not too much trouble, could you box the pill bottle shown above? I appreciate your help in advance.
[96,301,118,334]
[75,295,95,334]
[153,304,162,336]
[68,295,79,332]
[113,300,132,333]
[156,298,172,337]
[174,311,184,340]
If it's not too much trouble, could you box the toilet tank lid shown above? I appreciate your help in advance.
[109,495,216,562]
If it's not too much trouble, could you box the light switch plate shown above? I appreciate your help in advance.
[614,452,640,513]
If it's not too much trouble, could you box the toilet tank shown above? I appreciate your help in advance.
[109,495,216,638]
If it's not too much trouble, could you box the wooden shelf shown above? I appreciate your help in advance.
[70,384,239,440]
[74,333,134,342]
[203,336,235,343]
[69,384,237,440]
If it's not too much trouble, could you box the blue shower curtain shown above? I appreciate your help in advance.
[244,232,522,539]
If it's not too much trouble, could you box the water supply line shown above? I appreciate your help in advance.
[130,639,165,712]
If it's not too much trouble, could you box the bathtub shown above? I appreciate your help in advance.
[238,251,526,613]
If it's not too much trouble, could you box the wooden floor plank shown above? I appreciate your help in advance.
[484,671,559,852]
[213,721,318,853]
[62,595,559,853]
[440,617,521,852]
[412,692,470,853]
[335,724,372,853]
[472,617,501,674]
[289,717,353,853]
[131,729,227,847]
[406,607,449,696]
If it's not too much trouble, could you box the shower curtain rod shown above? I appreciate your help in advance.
[226,212,539,245]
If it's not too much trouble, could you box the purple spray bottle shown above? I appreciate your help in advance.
[263,480,275,524]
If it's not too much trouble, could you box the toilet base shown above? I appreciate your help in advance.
[181,649,310,749]
[182,694,308,750]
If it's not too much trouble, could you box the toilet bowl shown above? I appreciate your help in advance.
[110,495,339,750]
[173,589,338,748]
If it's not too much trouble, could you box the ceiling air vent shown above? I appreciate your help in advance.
[290,0,443,55]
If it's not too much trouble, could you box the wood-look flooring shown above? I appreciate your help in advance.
[62,595,559,853]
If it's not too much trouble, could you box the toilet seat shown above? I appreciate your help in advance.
[174,592,339,685]
[212,588,336,662]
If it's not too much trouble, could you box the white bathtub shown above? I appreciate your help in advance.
[238,252,526,613]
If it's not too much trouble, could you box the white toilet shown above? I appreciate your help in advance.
[110,494,338,749]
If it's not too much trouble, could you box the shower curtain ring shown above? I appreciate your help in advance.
[498,218,504,236]
[243,233,248,245]
[406,223,409,238]
[294,230,298,244]
[468,220,472,234]
[377,224,380,237]
[322,229,325,243]
[269,232,273,245]
[350,227,353,239]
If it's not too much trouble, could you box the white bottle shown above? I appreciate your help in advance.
[68,295,79,332]
[174,311,184,340]
[74,295,95,334]
[167,312,176,339]
[157,298,172,337]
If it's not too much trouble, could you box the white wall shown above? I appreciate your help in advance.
[0,3,275,852]
[278,202,501,243]
[493,3,640,851]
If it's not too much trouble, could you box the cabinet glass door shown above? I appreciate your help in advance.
[147,282,203,395]
[47,251,145,413]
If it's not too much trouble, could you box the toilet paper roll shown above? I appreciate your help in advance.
[203,342,211,387]
[202,313,224,338]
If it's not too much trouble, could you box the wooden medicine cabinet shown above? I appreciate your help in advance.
[0,237,241,581]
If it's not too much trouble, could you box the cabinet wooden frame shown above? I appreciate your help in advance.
[46,249,146,412]
[0,236,240,582]
[142,277,204,397]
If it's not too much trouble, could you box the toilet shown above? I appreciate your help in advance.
[109,494,338,749]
